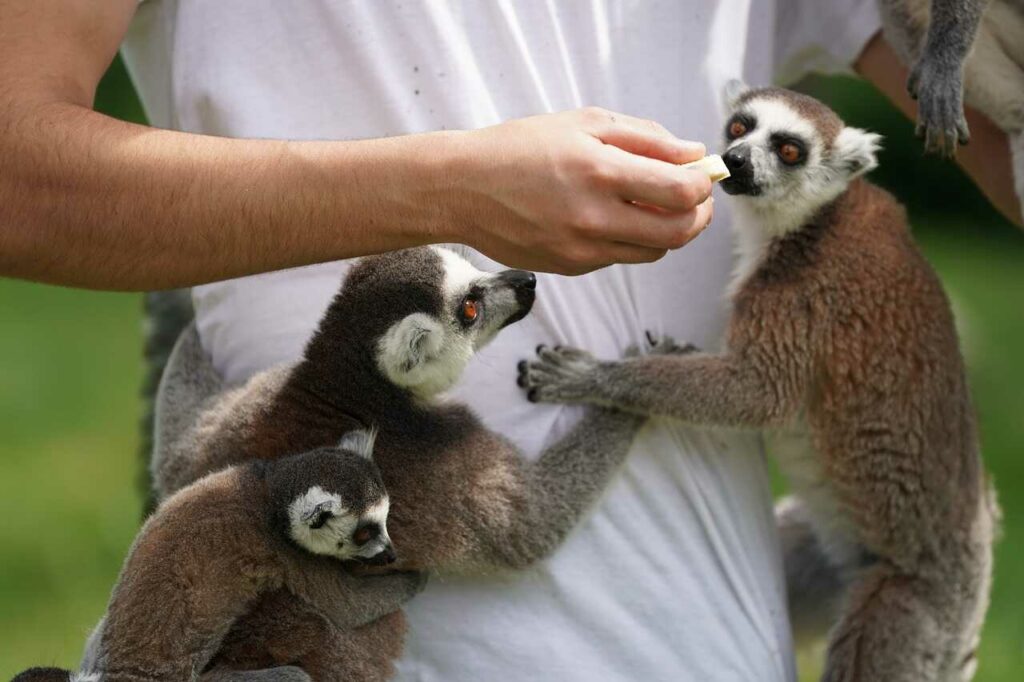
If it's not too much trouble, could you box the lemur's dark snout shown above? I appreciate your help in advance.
[498,269,537,291]
[496,270,537,327]
[720,145,759,196]
[363,544,397,566]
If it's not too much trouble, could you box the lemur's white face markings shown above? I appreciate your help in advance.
[720,83,881,237]
[287,486,393,563]
[377,247,536,399]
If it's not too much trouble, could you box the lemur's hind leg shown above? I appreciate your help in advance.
[823,563,967,682]
[776,497,849,648]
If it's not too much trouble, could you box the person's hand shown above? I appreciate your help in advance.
[447,107,715,275]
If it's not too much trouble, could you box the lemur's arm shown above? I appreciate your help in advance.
[283,558,426,629]
[906,0,989,155]
[916,0,988,84]
[457,401,645,571]
[518,340,801,428]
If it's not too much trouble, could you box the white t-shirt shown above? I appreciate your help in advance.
[123,2,880,680]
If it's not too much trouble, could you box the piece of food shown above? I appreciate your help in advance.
[680,154,730,183]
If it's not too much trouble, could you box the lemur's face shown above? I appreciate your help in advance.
[280,432,395,565]
[377,247,536,398]
[719,82,880,230]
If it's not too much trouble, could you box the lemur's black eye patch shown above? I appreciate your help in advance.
[726,114,756,140]
[770,134,808,166]
[353,523,380,545]
[309,510,333,529]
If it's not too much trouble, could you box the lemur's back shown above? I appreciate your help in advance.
[740,179,985,563]
[154,324,294,498]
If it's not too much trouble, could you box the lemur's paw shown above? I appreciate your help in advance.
[351,568,428,601]
[400,570,430,598]
[259,667,312,682]
[203,666,313,682]
[644,331,700,356]
[908,58,969,157]
[517,345,600,404]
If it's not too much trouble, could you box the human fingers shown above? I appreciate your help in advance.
[578,107,706,164]
[597,145,713,212]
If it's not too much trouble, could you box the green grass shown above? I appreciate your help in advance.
[0,62,1021,679]
[0,283,143,674]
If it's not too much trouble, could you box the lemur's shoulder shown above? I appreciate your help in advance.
[830,179,910,242]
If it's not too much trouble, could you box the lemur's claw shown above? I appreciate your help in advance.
[643,332,700,356]
[516,344,601,404]
[908,57,967,158]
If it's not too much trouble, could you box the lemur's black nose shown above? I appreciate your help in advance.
[364,545,397,566]
[722,146,750,171]
[498,270,537,291]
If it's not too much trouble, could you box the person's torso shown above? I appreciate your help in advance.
[124,2,797,680]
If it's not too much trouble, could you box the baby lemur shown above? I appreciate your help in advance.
[520,84,997,682]
[148,246,644,680]
[15,433,422,682]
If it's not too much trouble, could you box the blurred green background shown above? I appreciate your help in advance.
[0,56,1021,680]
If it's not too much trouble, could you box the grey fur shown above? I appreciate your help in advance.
[878,0,1024,210]
[520,90,998,682]
[776,496,852,649]
[139,289,194,515]
[149,247,644,680]
[75,445,422,682]
[200,667,311,682]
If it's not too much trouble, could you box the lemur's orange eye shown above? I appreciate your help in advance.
[778,143,802,165]
[461,298,478,322]
[353,527,373,545]
[728,120,747,138]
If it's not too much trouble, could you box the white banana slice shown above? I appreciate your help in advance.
[680,154,730,183]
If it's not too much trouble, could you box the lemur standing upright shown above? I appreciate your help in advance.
[520,84,997,682]
[146,246,645,681]
[877,0,1024,207]
[14,433,423,682]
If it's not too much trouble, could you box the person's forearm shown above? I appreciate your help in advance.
[2,0,715,290]
[0,101,465,290]
[855,32,1023,227]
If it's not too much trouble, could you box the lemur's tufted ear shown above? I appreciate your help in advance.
[832,127,882,178]
[338,427,377,461]
[724,79,751,109]
[377,312,444,383]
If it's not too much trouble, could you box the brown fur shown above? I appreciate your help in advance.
[80,449,421,682]
[154,248,643,680]
[522,176,997,680]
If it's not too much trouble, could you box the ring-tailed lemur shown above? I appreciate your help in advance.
[147,246,645,681]
[878,0,1024,211]
[519,84,998,682]
[13,433,423,682]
